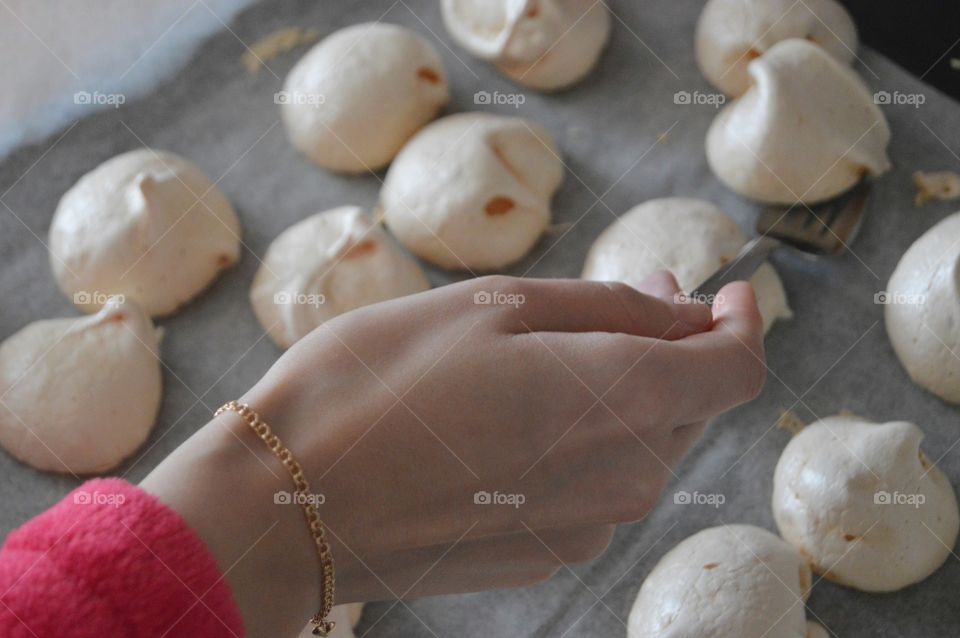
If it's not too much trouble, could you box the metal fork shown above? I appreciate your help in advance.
[691,181,872,298]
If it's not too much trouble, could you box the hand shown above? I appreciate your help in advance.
[142,273,765,637]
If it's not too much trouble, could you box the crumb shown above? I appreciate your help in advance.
[776,409,807,435]
[913,170,960,206]
[242,26,321,75]
[951,58,960,71]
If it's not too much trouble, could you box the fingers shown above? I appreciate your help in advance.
[667,421,709,467]
[516,281,764,427]
[536,281,765,427]
[711,280,766,355]
[483,275,712,340]
[633,270,688,302]
[336,525,616,602]
[647,281,767,423]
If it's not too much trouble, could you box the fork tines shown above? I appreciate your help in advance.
[755,181,871,256]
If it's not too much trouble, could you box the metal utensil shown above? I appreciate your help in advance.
[691,181,872,299]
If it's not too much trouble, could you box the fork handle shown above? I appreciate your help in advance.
[689,236,782,299]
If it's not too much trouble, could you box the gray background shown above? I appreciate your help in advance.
[1,0,959,635]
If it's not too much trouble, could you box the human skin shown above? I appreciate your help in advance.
[141,273,765,638]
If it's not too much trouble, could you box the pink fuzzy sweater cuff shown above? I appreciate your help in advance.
[0,478,244,637]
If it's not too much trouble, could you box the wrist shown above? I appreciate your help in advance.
[141,412,319,637]
[238,378,365,601]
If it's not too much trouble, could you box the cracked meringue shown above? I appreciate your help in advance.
[581,197,791,333]
[441,0,610,91]
[696,0,857,97]
[281,22,450,172]
[628,524,820,638]
[0,299,162,474]
[50,149,241,317]
[705,39,891,204]
[251,207,430,349]
[773,415,959,592]
[380,112,563,270]
[886,212,960,403]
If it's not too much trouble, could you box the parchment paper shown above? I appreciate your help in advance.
[2,1,959,636]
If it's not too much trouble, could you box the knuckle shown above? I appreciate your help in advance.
[600,280,644,323]
[604,501,648,525]
[738,346,767,401]
[640,470,669,510]
[558,527,616,564]
[523,564,562,587]
[604,474,667,523]
[635,471,669,520]
[625,397,672,434]
[749,359,767,400]
[601,280,638,300]
[475,566,558,592]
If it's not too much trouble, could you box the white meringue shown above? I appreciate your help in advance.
[281,22,450,173]
[886,212,960,403]
[628,524,815,638]
[441,0,610,91]
[773,415,960,592]
[705,39,891,205]
[0,299,162,474]
[695,0,857,97]
[49,149,241,317]
[250,207,431,349]
[581,198,791,333]
[380,112,563,270]
[297,603,364,638]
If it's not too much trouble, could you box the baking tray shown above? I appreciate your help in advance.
[1,0,959,635]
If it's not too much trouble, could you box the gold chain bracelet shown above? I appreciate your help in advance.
[215,400,336,636]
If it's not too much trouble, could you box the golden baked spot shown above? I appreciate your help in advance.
[242,26,320,75]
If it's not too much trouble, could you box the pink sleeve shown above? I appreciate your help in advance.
[0,478,245,637]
